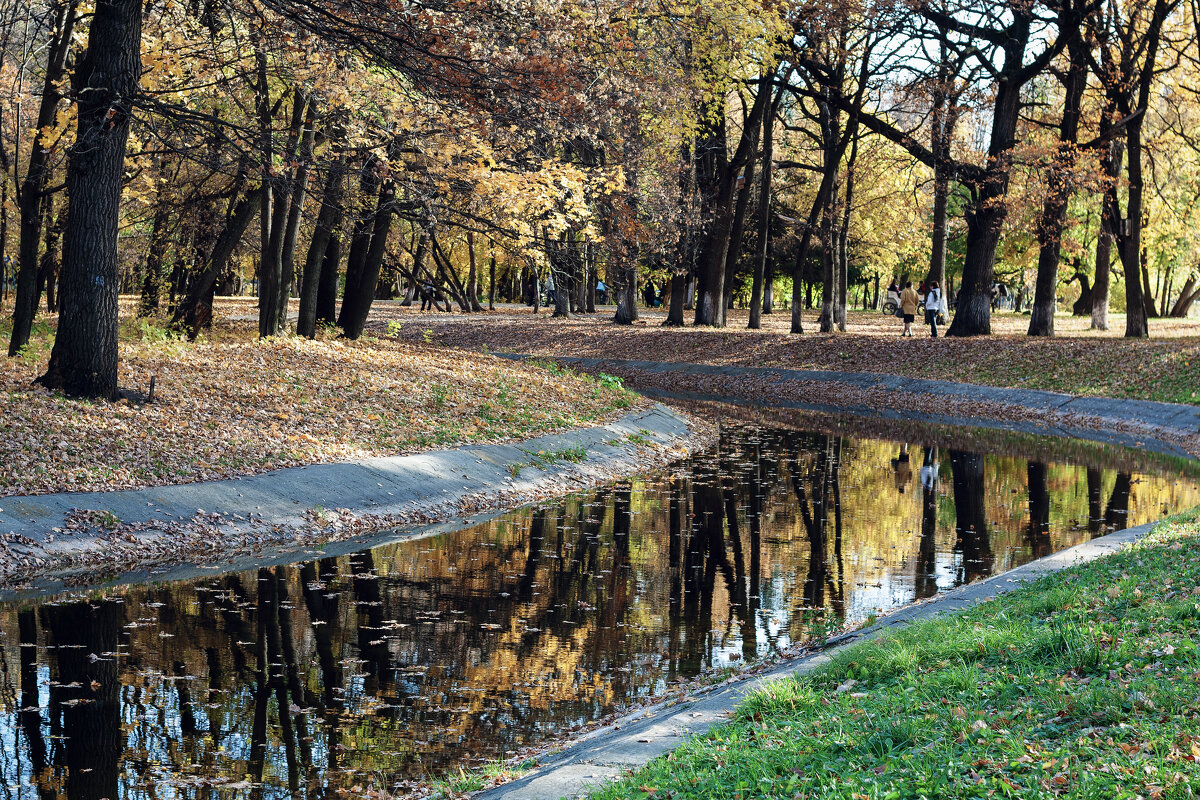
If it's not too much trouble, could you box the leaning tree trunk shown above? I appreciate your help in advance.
[174,192,262,339]
[38,0,142,399]
[613,261,638,325]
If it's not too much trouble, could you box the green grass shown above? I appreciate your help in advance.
[588,513,1200,800]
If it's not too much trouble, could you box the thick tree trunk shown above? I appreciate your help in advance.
[338,165,396,339]
[613,261,638,324]
[694,83,770,327]
[298,152,347,338]
[10,1,77,356]
[720,141,756,325]
[38,0,142,399]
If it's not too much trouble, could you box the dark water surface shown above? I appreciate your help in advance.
[1,421,1197,798]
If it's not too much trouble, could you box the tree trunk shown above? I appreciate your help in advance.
[1091,138,1123,331]
[298,151,347,338]
[749,91,773,330]
[945,38,1027,338]
[138,173,172,317]
[694,83,770,327]
[1028,33,1088,337]
[259,86,306,337]
[315,233,342,326]
[174,192,262,339]
[466,231,484,311]
[721,137,756,326]
[1169,274,1200,317]
[10,0,78,356]
[38,0,141,398]
[338,161,396,339]
[488,243,496,311]
[276,96,318,329]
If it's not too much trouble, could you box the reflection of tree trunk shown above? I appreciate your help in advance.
[949,451,993,584]
[264,569,301,795]
[917,452,939,600]
[745,446,763,659]
[300,559,345,711]
[350,550,389,693]
[1027,462,1051,558]
[668,477,686,678]
[42,600,122,800]
[249,570,270,798]
[18,609,49,778]
[1087,468,1104,535]
[518,510,548,602]
[1104,472,1132,531]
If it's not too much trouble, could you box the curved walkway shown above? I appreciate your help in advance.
[0,404,704,596]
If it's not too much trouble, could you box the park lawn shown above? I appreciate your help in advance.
[0,311,639,496]
[588,514,1200,800]
[378,307,1200,405]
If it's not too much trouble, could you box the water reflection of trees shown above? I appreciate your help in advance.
[0,425,1191,797]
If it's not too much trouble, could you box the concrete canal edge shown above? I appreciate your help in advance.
[476,521,1159,800]
[499,355,1200,459]
[0,403,710,595]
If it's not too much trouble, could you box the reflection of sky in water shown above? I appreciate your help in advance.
[0,422,1198,798]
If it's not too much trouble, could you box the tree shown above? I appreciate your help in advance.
[38,0,144,398]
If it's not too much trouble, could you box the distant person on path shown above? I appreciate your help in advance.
[643,281,658,308]
[924,280,943,337]
[420,281,435,311]
[900,280,919,336]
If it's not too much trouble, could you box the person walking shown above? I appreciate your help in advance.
[900,280,919,336]
[924,280,943,337]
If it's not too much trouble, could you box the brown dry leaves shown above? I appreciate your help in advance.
[0,326,642,497]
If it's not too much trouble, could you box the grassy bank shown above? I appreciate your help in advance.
[378,307,1200,405]
[588,515,1200,800]
[0,309,639,496]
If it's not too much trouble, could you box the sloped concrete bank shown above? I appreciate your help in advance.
[0,403,710,596]
[505,356,1200,458]
[477,521,1160,800]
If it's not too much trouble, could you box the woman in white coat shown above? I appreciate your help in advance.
[924,281,947,337]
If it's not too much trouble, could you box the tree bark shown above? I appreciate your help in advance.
[1028,30,1088,337]
[749,88,774,330]
[173,192,262,339]
[276,97,319,329]
[338,158,396,339]
[38,0,142,399]
[298,151,347,337]
[10,0,77,356]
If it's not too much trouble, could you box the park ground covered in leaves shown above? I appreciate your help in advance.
[588,514,1200,800]
[0,309,638,497]
[381,306,1200,406]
